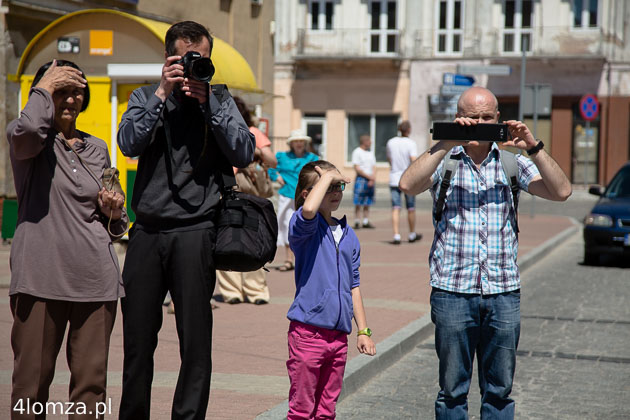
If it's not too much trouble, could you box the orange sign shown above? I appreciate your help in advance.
[89,30,113,56]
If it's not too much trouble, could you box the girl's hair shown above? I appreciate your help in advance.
[31,60,90,111]
[294,160,337,209]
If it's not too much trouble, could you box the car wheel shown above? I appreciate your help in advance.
[584,250,599,266]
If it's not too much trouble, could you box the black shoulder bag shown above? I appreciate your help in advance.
[209,85,278,272]
[214,174,278,272]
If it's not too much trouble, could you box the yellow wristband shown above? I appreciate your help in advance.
[357,327,372,337]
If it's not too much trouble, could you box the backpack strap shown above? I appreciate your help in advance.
[434,151,461,222]
[499,150,520,234]
[434,149,520,232]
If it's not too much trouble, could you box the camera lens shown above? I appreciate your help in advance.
[191,58,214,82]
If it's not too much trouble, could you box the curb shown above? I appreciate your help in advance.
[518,218,581,274]
[255,218,581,420]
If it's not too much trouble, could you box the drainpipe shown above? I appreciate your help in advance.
[0,3,8,198]
[604,60,611,185]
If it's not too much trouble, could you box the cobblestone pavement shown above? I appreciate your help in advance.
[336,231,630,420]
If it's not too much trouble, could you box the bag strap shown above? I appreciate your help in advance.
[215,146,238,192]
[208,84,238,195]
[434,151,460,222]
[60,136,129,239]
[499,149,520,234]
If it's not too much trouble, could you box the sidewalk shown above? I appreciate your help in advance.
[0,207,578,419]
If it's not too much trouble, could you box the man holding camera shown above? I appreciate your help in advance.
[117,21,254,420]
[400,87,571,419]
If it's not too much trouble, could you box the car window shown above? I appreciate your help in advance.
[604,166,630,198]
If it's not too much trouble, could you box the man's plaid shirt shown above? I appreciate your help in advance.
[429,143,539,295]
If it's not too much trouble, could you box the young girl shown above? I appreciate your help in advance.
[286,160,376,420]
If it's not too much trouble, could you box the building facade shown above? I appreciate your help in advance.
[274,0,630,185]
[274,0,411,183]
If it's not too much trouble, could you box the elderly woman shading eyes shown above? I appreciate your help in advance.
[6,59,127,419]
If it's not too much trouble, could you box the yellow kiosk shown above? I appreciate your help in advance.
[8,8,263,230]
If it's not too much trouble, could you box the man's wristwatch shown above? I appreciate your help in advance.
[526,140,544,156]
[357,327,372,337]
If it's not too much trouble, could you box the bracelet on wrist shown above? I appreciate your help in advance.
[526,140,544,156]
[357,327,372,337]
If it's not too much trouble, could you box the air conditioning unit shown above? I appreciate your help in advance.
[251,0,263,5]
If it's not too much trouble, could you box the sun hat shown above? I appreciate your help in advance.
[286,129,311,143]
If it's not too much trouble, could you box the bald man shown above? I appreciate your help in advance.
[400,87,571,419]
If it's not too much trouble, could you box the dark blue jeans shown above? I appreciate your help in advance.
[430,288,521,420]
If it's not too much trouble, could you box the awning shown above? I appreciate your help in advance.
[11,8,262,93]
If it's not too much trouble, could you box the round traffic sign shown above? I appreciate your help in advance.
[579,94,599,121]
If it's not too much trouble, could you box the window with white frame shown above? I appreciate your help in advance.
[503,0,533,53]
[370,1,399,54]
[309,0,334,31]
[347,114,399,163]
[437,0,464,54]
[572,0,598,29]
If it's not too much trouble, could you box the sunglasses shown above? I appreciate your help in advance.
[327,183,346,193]
[308,182,346,193]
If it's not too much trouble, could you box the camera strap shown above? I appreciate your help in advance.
[435,149,520,234]
[60,136,129,238]
[161,88,238,202]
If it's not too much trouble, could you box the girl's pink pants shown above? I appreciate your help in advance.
[286,321,348,420]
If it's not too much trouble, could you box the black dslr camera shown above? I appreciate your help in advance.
[176,51,215,82]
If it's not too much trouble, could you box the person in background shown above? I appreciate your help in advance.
[7,59,127,420]
[268,129,319,272]
[399,86,571,419]
[217,96,277,304]
[386,120,420,244]
[351,134,376,229]
[287,160,376,419]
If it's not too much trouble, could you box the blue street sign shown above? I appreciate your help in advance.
[443,72,475,86]
[440,84,470,96]
[456,64,512,76]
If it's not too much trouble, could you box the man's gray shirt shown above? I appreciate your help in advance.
[117,84,255,231]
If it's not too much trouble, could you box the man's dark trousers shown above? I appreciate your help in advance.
[119,227,217,420]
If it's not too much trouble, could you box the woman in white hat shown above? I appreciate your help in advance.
[269,129,319,271]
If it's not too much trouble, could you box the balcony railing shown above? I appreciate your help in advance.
[412,26,613,59]
[292,26,618,60]
[495,25,607,57]
[296,28,403,58]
